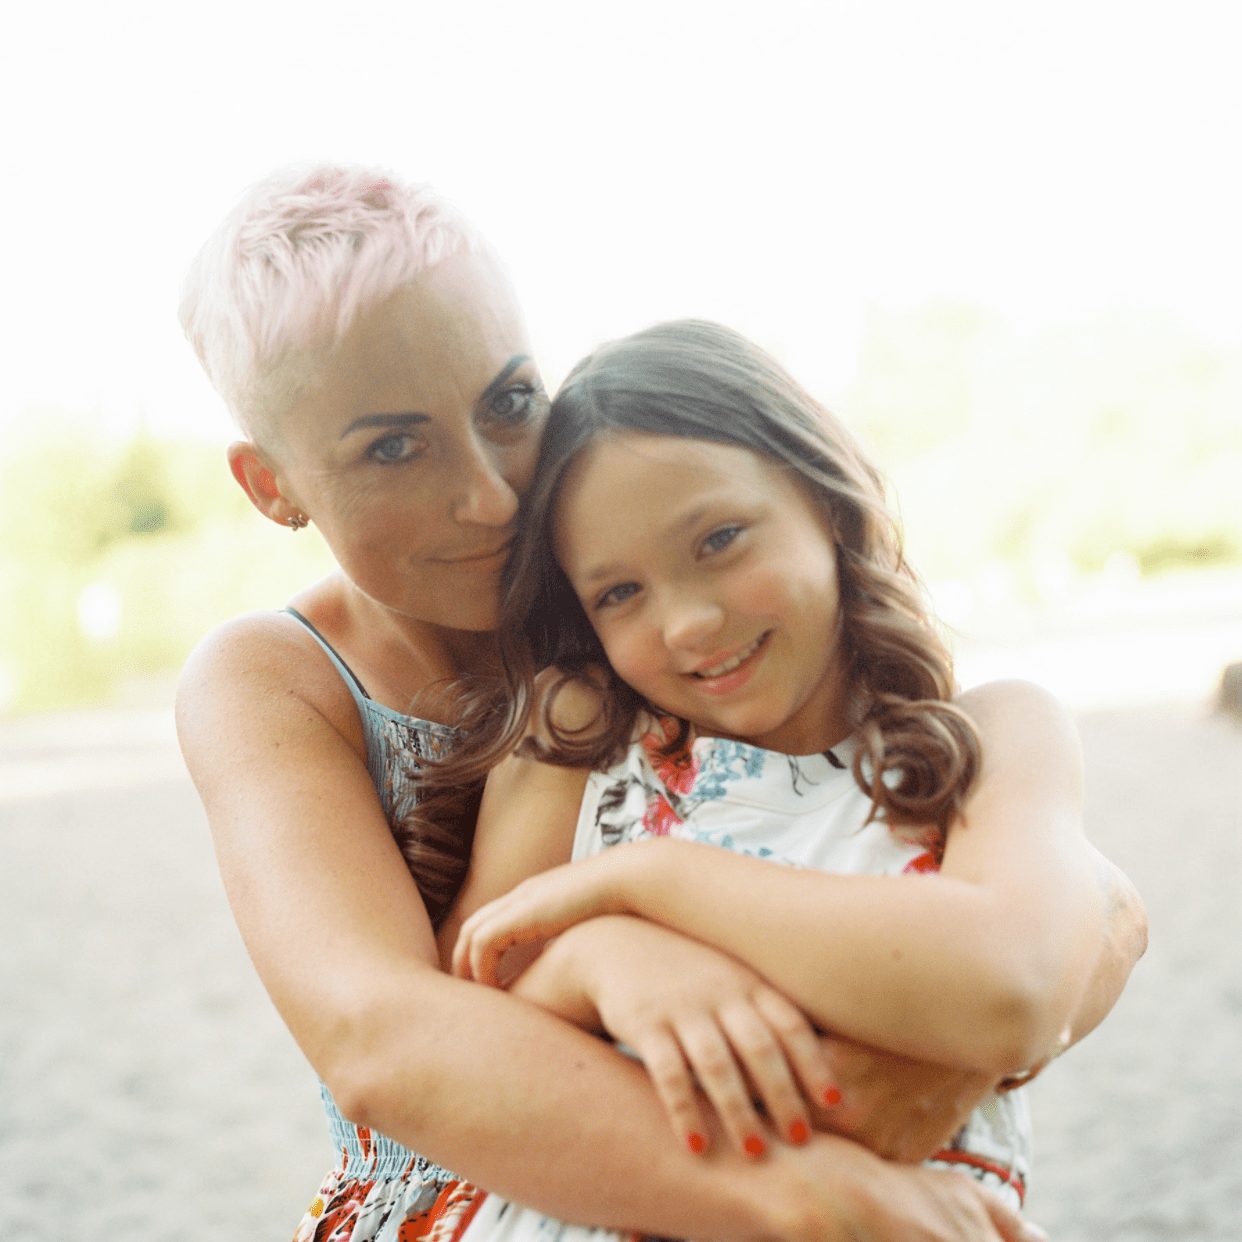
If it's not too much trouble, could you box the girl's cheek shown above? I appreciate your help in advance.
[604,627,659,689]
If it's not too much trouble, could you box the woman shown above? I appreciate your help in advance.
[177,162,1144,1241]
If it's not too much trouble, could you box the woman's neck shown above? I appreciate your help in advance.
[296,573,501,717]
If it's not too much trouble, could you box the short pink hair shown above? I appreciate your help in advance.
[179,163,480,434]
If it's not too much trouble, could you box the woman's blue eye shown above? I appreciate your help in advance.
[596,582,639,609]
[368,433,421,464]
[488,384,537,424]
[703,525,742,554]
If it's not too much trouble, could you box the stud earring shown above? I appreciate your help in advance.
[287,513,309,531]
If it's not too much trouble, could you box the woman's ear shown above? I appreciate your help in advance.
[227,442,307,529]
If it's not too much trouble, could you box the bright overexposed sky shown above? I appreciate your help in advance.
[4,0,1239,441]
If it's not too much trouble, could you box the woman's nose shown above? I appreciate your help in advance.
[452,444,521,527]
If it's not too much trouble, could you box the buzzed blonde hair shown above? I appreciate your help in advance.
[179,163,480,437]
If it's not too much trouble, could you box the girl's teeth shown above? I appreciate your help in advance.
[697,636,762,678]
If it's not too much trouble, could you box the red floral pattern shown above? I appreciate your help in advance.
[639,716,699,795]
[642,792,683,836]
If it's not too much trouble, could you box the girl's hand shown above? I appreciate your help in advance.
[452,850,631,985]
[510,915,837,1160]
[812,1034,997,1163]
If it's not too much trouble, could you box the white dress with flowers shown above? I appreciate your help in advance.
[454,717,1031,1241]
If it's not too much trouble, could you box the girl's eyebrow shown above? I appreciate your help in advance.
[339,355,532,439]
[574,503,713,588]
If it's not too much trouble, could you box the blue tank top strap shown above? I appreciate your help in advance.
[282,604,461,1188]
[284,606,371,702]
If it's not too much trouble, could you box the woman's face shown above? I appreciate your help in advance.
[269,249,548,632]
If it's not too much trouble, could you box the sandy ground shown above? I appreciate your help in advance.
[2,617,1240,1240]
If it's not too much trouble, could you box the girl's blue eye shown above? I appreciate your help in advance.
[596,582,639,610]
[703,525,742,554]
[368,433,422,464]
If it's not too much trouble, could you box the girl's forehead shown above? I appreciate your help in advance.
[564,431,770,492]
[552,432,794,566]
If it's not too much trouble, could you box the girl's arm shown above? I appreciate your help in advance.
[457,679,1145,1078]
[439,686,838,1157]
[184,613,919,1239]
[449,730,998,1164]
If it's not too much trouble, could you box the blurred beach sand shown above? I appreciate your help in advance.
[2,600,1240,1240]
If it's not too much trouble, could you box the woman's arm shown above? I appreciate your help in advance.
[457,680,1145,1077]
[183,614,909,1238]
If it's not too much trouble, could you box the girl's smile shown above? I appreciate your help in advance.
[687,630,772,689]
[553,432,855,755]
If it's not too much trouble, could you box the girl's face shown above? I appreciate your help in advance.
[553,431,854,754]
[266,250,548,632]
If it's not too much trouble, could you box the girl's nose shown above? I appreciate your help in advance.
[452,445,521,527]
[661,595,725,651]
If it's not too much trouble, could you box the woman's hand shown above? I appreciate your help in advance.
[810,1034,997,1162]
[509,915,837,1160]
[837,1148,1048,1242]
[452,849,633,985]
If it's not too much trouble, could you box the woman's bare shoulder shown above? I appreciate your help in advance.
[955,676,1065,717]
[176,610,362,760]
[954,678,1077,748]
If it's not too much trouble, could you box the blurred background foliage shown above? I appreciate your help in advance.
[2,304,1239,716]
[0,421,334,714]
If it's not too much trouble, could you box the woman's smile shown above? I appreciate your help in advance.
[434,541,513,568]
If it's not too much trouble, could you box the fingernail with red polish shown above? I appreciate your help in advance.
[743,1134,767,1158]
[687,1131,707,1155]
[788,1118,810,1145]
[822,1086,843,1107]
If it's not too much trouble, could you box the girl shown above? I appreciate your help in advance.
[432,319,1134,1235]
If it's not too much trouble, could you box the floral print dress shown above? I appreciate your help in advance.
[451,717,1031,1240]
[287,599,1027,1239]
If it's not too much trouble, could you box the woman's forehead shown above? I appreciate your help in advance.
[274,253,534,442]
[336,251,529,376]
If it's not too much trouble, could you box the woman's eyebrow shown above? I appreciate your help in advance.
[339,356,531,439]
[339,411,429,438]
[476,355,532,408]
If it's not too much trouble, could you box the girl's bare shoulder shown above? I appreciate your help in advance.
[529,664,611,745]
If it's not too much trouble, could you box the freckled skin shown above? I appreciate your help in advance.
[268,250,549,636]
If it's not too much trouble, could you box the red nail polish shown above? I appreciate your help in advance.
[789,1118,810,1145]
[743,1134,767,1158]
[822,1086,843,1107]
[687,1131,707,1155]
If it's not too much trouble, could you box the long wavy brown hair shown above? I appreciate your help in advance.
[421,319,980,847]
